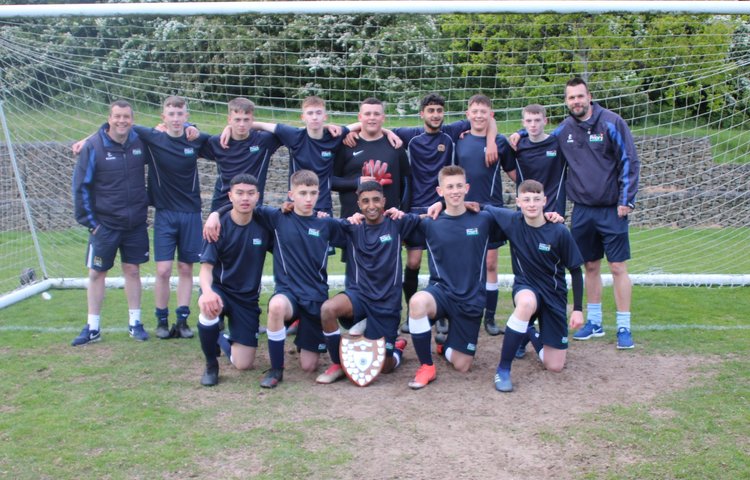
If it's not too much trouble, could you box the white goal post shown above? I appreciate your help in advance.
[2,1,750,307]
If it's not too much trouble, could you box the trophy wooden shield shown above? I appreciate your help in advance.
[339,336,386,387]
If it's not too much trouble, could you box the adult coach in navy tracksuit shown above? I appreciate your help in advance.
[556,77,640,349]
[71,100,151,346]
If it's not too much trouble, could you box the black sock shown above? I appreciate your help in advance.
[411,330,433,366]
[527,325,543,353]
[176,305,190,324]
[197,321,220,368]
[155,307,169,323]
[403,267,419,303]
[497,327,525,371]
[324,332,342,365]
[485,289,498,320]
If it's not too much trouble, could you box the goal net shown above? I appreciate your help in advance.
[1,4,750,302]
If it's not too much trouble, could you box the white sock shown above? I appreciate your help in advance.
[198,314,220,326]
[445,347,453,362]
[267,328,286,342]
[87,314,100,331]
[408,315,431,334]
[128,309,141,327]
[506,314,529,334]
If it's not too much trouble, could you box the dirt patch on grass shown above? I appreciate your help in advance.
[182,332,713,479]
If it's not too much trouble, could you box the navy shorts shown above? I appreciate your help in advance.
[405,207,428,251]
[340,290,400,357]
[211,286,261,348]
[571,204,630,263]
[486,203,506,249]
[86,223,149,272]
[424,284,482,356]
[512,284,569,350]
[153,209,202,263]
[274,290,326,354]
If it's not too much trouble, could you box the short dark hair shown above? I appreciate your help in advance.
[230,173,259,189]
[361,97,383,108]
[290,169,319,187]
[566,77,589,92]
[518,179,544,194]
[356,180,383,197]
[420,93,445,111]
[109,99,132,115]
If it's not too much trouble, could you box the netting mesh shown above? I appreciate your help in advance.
[1,12,749,296]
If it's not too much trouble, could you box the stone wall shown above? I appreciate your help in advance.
[1,135,749,231]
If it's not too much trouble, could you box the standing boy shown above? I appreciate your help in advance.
[315,181,420,384]
[387,93,498,333]
[333,97,410,219]
[455,94,515,336]
[196,174,272,386]
[221,96,348,214]
[486,180,584,392]
[200,97,281,211]
[510,104,567,216]
[132,96,211,339]
[71,100,151,345]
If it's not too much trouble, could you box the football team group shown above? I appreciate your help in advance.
[71,77,640,393]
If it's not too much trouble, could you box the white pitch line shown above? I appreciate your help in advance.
[0,324,748,333]
[0,326,130,333]
[633,324,750,331]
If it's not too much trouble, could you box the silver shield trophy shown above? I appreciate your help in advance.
[339,336,386,387]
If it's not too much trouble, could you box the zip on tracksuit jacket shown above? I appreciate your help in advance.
[72,124,149,231]
[553,102,640,208]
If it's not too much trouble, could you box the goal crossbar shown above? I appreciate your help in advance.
[2,1,750,18]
